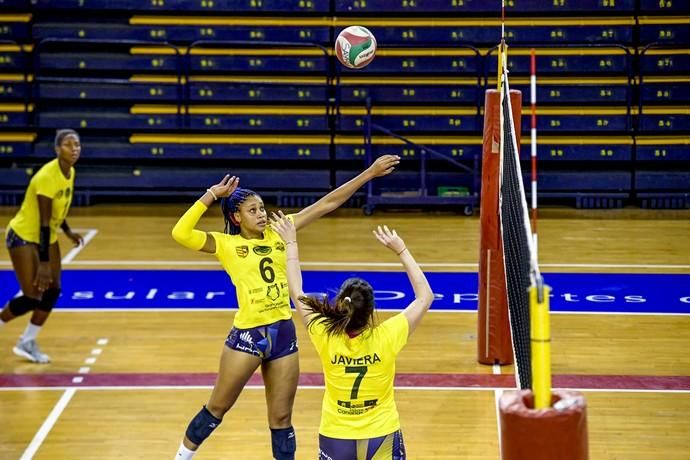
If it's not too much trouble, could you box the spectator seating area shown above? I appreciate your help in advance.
[0,0,688,209]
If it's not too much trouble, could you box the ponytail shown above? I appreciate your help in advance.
[303,278,375,337]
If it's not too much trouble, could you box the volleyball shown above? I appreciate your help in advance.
[335,26,377,69]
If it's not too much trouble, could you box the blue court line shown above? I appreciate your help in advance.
[1,270,689,314]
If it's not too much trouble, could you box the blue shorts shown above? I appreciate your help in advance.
[225,318,298,361]
[5,228,30,249]
[319,430,406,460]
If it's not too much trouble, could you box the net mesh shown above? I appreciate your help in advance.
[499,69,536,390]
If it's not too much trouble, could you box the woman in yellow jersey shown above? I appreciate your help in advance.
[271,214,433,460]
[0,129,83,364]
[170,154,400,460]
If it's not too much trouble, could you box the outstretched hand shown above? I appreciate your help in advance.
[373,225,406,255]
[209,175,239,199]
[367,154,401,178]
[270,210,297,243]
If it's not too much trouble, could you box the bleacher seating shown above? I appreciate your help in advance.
[0,2,688,209]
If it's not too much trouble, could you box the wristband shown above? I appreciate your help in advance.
[396,247,408,256]
[206,188,218,201]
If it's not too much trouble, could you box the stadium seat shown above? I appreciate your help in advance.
[519,136,633,161]
[0,14,31,41]
[0,74,29,100]
[335,135,482,160]
[638,16,690,44]
[32,0,330,13]
[0,131,35,157]
[333,17,634,45]
[335,0,634,14]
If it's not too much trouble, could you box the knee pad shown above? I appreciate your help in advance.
[185,406,222,446]
[8,296,41,317]
[37,288,61,312]
[271,427,296,460]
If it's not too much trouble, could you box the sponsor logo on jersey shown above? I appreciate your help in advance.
[267,283,281,301]
[236,245,249,258]
[56,189,64,199]
[253,245,273,256]
[275,242,285,252]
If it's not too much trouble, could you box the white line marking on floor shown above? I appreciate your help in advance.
[60,229,98,264]
[2,260,688,270]
[71,376,84,384]
[2,385,687,394]
[91,348,102,355]
[84,357,96,365]
[78,367,90,374]
[19,388,77,460]
[493,364,504,458]
[97,338,109,345]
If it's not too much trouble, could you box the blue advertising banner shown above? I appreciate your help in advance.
[1,270,689,314]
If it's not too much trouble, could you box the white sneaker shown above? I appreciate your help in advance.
[13,339,51,363]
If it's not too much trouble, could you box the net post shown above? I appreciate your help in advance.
[530,279,551,409]
[478,89,512,365]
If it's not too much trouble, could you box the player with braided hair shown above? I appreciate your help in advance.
[171,155,400,460]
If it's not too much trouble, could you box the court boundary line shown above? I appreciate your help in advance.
[12,229,97,460]
[2,385,689,394]
[19,388,76,460]
[45,308,690,316]
[2,260,690,270]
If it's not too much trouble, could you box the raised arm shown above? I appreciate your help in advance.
[171,175,239,254]
[270,211,310,328]
[373,225,433,337]
[292,154,400,231]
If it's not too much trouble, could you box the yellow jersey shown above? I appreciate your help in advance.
[210,223,293,329]
[8,158,75,244]
[309,313,409,439]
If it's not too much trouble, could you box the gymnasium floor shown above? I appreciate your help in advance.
[1,204,689,459]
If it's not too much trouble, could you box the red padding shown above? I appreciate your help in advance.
[499,390,589,460]
[477,89,522,365]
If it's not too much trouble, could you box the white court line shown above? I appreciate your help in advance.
[12,228,97,460]
[19,388,76,460]
[60,229,98,264]
[493,364,503,457]
[50,308,690,316]
[2,385,688,394]
[2,260,690,269]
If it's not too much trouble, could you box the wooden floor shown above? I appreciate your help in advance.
[1,204,689,459]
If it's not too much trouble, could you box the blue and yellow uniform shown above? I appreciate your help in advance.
[7,158,74,246]
[211,218,297,360]
[211,227,292,329]
[309,313,409,459]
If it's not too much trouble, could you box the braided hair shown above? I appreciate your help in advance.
[220,188,259,235]
[55,129,79,147]
[302,277,376,337]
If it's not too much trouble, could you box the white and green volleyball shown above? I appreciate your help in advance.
[335,26,377,69]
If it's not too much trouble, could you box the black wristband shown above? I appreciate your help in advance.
[39,225,50,262]
[60,220,71,233]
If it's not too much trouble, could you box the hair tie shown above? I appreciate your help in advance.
[344,296,352,304]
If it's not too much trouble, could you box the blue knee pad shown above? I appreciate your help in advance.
[271,426,296,460]
[8,296,41,317]
[185,406,222,446]
[37,288,61,312]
